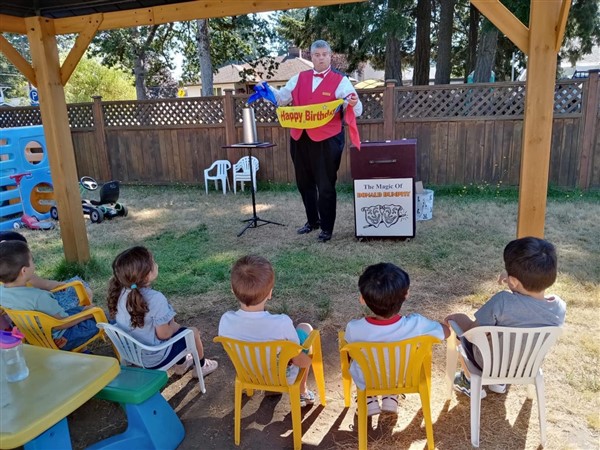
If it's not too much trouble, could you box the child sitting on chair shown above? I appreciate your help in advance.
[108,246,218,377]
[218,255,316,407]
[0,231,94,313]
[345,262,449,416]
[445,237,567,398]
[0,240,100,350]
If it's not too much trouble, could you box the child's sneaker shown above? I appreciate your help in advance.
[192,358,219,378]
[381,395,399,414]
[453,371,486,399]
[488,383,507,394]
[173,354,194,375]
[300,390,316,407]
[366,396,381,416]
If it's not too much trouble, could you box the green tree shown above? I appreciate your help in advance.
[0,34,29,102]
[1,33,76,104]
[64,57,136,102]
[473,0,599,82]
[90,24,177,99]
[277,2,414,82]
[179,15,279,91]
[561,0,600,66]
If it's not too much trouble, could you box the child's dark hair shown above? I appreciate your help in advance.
[107,246,155,328]
[0,231,28,243]
[0,240,31,283]
[231,255,275,307]
[503,237,557,292]
[358,263,410,318]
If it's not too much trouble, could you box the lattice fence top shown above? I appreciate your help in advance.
[0,80,587,129]
[102,97,225,127]
[360,89,384,120]
[235,97,279,123]
[68,104,94,128]
[0,107,42,128]
[554,82,584,114]
[395,81,583,118]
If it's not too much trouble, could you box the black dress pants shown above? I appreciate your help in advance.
[290,130,345,233]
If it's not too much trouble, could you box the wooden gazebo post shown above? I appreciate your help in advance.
[26,16,90,262]
[471,0,571,238]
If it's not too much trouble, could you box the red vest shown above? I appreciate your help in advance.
[290,70,344,142]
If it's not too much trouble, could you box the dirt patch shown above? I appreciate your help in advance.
[68,316,597,450]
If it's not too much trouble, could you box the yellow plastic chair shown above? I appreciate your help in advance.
[50,280,91,305]
[3,281,106,352]
[213,330,326,450]
[339,331,442,450]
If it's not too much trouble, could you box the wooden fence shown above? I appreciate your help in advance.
[1,71,599,189]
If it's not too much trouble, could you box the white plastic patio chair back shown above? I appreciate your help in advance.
[446,322,562,447]
[97,322,206,393]
[204,159,231,194]
[233,156,259,194]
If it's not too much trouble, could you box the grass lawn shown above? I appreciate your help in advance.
[23,184,599,449]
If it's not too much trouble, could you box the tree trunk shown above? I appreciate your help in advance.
[384,0,403,83]
[133,55,146,100]
[435,0,457,85]
[132,25,159,100]
[473,23,498,83]
[384,34,403,83]
[413,0,431,85]
[465,4,480,82]
[196,19,214,97]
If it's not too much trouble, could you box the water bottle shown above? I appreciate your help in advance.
[0,328,29,382]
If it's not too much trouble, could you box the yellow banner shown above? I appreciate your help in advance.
[276,99,343,129]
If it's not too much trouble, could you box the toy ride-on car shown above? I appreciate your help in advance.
[50,176,128,224]
[13,214,56,230]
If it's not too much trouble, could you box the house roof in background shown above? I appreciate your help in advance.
[354,79,384,89]
[210,55,314,85]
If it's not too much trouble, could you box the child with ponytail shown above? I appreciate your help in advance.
[107,246,218,377]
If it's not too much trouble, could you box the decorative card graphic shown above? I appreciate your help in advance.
[354,178,414,237]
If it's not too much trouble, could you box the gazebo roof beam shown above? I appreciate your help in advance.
[0,33,35,84]
[2,0,364,35]
[60,13,103,85]
[1,15,26,33]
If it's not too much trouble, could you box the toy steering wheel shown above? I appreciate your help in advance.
[80,176,98,191]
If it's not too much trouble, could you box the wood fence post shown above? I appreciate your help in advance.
[91,95,111,181]
[223,89,237,161]
[578,69,599,191]
[384,79,397,140]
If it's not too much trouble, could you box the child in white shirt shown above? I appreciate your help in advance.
[218,255,316,407]
[345,262,449,415]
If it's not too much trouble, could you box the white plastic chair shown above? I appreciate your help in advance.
[97,323,206,394]
[446,321,563,447]
[204,159,231,194]
[233,156,259,194]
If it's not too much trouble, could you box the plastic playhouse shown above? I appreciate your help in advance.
[0,126,54,231]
